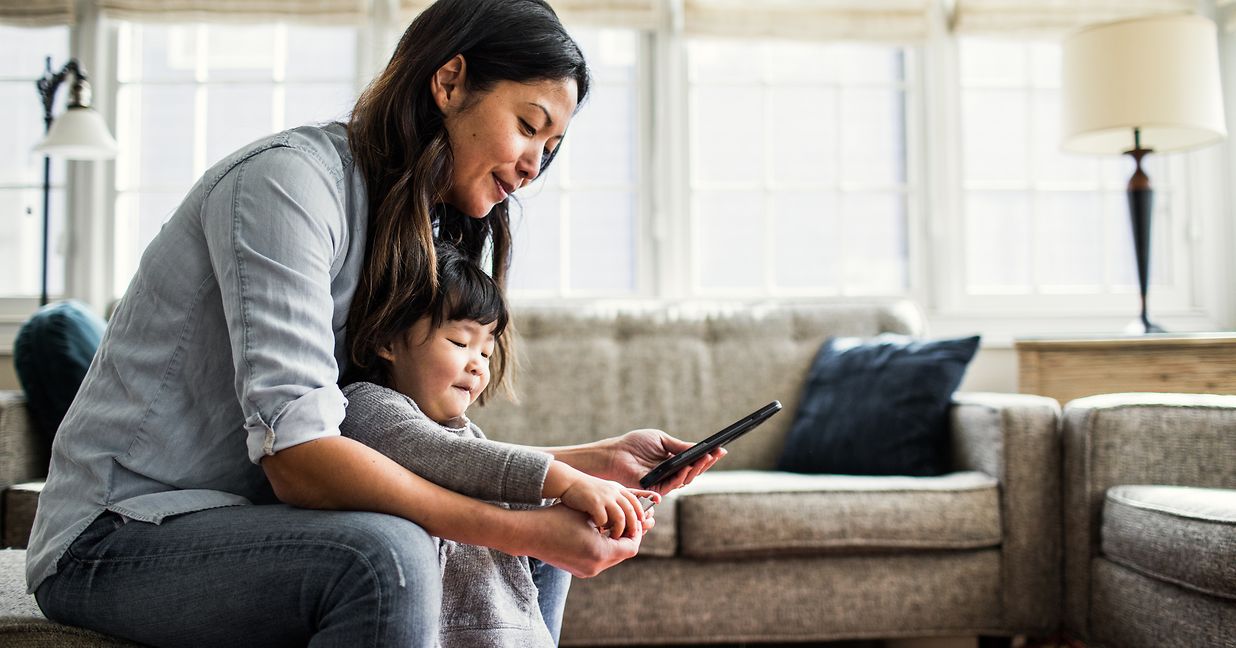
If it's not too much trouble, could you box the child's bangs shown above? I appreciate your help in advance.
[438,262,510,336]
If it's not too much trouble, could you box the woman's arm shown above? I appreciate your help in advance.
[534,429,725,495]
[262,435,646,577]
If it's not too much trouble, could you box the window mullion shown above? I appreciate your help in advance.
[654,21,690,299]
[272,24,287,131]
[63,2,116,315]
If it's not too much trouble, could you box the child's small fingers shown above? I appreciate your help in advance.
[634,488,661,503]
[620,489,646,523]
[619,494,643,538]
[606,501,626,539]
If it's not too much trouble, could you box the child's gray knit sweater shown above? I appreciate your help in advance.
[340,381,557,648]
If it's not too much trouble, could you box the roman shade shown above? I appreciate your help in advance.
[93,0,366,23]
[0,0,73,26]
[682,0,933,42]
[400,0,662,29]
[952,0,1196,35]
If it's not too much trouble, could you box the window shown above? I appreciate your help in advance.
[10,5,1230,343]
[686,39,914,297]
[508,27,643,298]
[953,37,1190,312]
[113,22,361,296]
[0,25,71,300]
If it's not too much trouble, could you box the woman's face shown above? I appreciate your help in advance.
[433,56,579,218]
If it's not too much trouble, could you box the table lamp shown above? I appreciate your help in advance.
[31,57,118,306]
[1060,14,1226,334]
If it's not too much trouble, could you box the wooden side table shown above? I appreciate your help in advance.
[1015,333,1236,405]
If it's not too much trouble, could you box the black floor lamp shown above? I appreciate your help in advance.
[32,57,118,307]
[1060,14,1226,334]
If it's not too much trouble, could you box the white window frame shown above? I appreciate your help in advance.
[923,12,1232,342]
[682,41,920,300]
[506,29,654,302]
[0,6,112,350]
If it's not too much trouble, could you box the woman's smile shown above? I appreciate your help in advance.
[493,174,515,200]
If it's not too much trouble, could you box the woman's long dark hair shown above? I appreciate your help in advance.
[346,0,589,397]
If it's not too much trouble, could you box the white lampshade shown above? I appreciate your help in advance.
[1061,13,1227,155]
[33,106,119,160]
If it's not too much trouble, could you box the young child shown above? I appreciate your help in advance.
[340,241,658,647]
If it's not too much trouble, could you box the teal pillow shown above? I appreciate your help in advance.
[13,300,105,443]
[777,334,980,476]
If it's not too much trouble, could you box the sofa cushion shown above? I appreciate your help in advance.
[636,488,677,557]
[0,392,50,494]
[13,300,105,443]
[1101,485,1236,599]
[3,482,43,549]
[777,334,980,477]
[0,549,41,619]
[674,470,1001,559]
[0,549,140,646]
[474,302,923,471]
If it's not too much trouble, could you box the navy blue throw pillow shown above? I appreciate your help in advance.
[13,300,106,444]
[776,334,980,477]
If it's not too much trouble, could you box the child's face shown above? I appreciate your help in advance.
[380,318,497,423]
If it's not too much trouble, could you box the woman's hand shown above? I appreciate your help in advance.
[559,474,660,539]
[515,505,656,578]
[593,429,727,495]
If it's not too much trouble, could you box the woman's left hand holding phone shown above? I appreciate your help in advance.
[590,428,726,495]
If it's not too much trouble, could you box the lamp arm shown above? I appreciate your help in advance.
[36,58,92,132]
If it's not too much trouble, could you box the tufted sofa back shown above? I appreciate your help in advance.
[471,301,923,471]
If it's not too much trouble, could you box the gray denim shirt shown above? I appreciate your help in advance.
[26,122,368,592]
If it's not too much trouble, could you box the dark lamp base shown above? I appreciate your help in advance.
[1124,318,1166,335]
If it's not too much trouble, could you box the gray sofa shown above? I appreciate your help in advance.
[0,301,1064,646]
[1062,393,1236,648]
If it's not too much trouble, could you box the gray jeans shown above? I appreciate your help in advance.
[34,505,570,647]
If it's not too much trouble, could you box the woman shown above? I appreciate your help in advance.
[26,1,721,646]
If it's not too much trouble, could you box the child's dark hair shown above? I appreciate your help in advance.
[343,241,511,398]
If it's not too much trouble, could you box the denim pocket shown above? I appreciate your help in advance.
[65,512,126,562]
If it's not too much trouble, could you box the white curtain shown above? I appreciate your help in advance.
[952,0,1197,36]
[681,0,933,43]
[399,0,662,29]
[0,0,74,26]
[94,0,368,24]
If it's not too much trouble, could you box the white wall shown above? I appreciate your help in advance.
[960,346,1018,394]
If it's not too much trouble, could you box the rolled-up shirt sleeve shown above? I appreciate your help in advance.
[201,144,349,464]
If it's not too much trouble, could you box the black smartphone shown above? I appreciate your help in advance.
[639,401,782,489]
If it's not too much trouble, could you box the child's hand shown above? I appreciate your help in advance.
[560,474,659,539]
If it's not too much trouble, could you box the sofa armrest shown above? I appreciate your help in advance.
[0,391,48,491]
[1061,392,1236,636]
[949,392,1062,634]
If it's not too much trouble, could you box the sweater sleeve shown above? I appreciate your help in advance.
[340,382,552,504]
